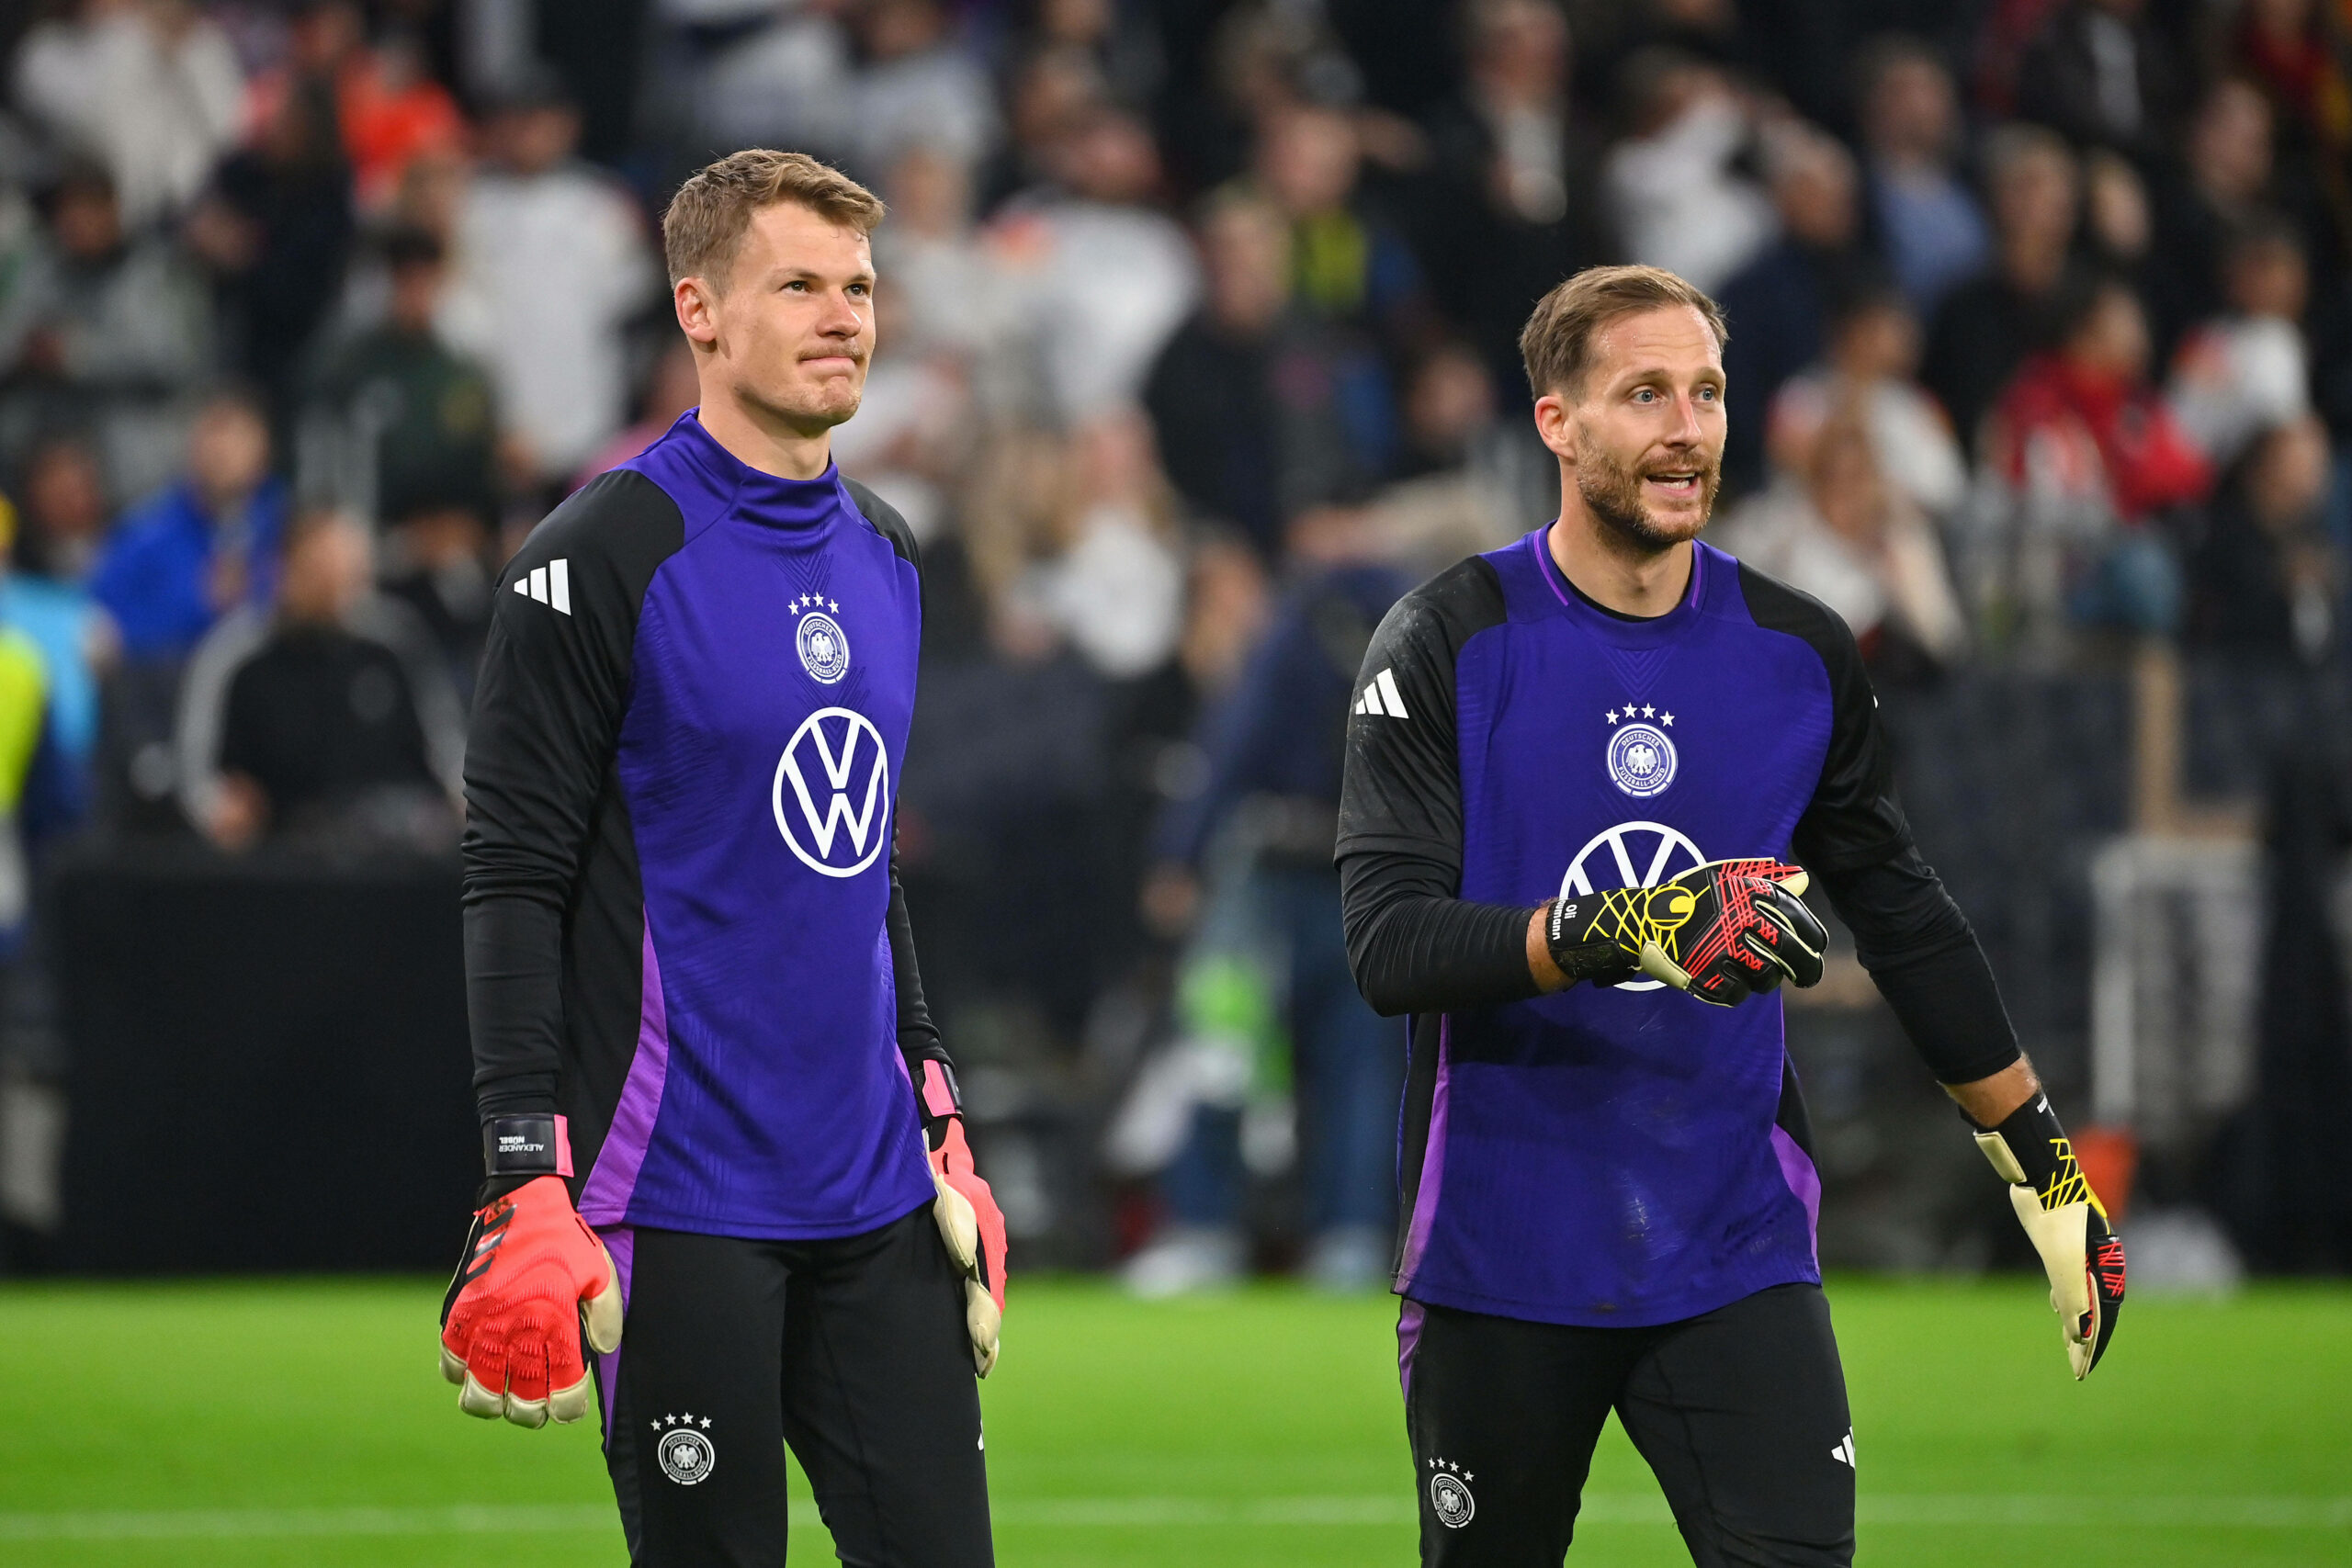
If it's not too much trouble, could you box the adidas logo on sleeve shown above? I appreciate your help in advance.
[514,558,572,615]
[1353,668,1408,718]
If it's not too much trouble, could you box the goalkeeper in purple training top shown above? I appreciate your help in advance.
[1337,264,2125,1566]
[435,152,1005,1568]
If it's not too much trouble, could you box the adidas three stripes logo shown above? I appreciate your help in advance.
[1352,668,1408,718]
[514,558,571,615]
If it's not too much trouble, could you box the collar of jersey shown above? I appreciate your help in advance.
[669,409,845,529]
[1523,525,1704,649]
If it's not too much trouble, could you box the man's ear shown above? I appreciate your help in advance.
[674,276,720,348]
[1533,391,1578,466]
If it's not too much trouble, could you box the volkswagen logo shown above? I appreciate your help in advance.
[1559,820,1705,992]
[772,707,890,878]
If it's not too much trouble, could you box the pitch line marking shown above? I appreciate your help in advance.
[0,1495,2346,1540]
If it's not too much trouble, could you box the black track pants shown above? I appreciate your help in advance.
[1400,1283,1854,1567]
[594,1205,992,1567]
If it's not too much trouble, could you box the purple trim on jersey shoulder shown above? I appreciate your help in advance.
[1770,1124,1823,1262]
[1397,1299,1427,1401]
[1397,1017,1454,1287]
[592,1224,635,1441]
[578,921,673,1224]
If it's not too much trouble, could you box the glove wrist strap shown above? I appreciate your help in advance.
[917,1059,963,1148]
[1966,1095,2096,1213]
[1541,898,1639,983]
[482,1114,574,1179]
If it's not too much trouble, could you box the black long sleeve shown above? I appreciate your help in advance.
[1339,845,1539,1017]
[887,848,948,1076]
[1812,847,2021,1085]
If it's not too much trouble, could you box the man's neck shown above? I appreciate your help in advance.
[695,385,833,480]
[1545,506,1692,619]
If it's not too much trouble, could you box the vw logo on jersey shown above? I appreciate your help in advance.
[797,605,851,684]
[1560,821,1706,992]
[772,707,889,878]
[1607,722,1678,798]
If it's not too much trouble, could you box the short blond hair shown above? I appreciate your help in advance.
[1518,264,1729,400]
[662,150,886,289]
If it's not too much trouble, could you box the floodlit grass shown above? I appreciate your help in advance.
[0,1274,2346,1565]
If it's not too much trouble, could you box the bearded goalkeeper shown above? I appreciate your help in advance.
[1338,265,2124,1567]
[436,151,1004,1567]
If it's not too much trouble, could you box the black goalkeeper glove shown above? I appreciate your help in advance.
[1968,1093,2126,1380]
[1544,859,1827,1006]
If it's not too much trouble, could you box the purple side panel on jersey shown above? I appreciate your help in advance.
[593,1224,635,1441]
[578,921,672,1224]
[1397,1299,1427,1400]
[1770,1125,1823,1261]
[1397,1017,1454,1287]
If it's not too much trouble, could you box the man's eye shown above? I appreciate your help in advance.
[1697,386,1719,402]
[1634,389,1657,403]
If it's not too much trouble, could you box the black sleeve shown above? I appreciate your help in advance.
[1335,558,1538,1015]
[461,471,681,1122]
[842,477,956,1095]
[1737,562,2021,1084]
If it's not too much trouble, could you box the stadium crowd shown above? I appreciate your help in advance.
[0,0,2347,1279]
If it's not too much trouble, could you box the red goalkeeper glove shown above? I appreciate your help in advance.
[438,1118,623,1427]
[1545,859,1826,1006]
[918,1061,1006,1377]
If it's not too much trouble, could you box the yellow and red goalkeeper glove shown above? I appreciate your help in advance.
[1970,1094,2126,1379]
[918,1061,1007,1377]
[1546,859,1826,1006]
[438,1117,623,1427]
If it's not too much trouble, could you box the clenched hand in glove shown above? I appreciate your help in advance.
[1544,858,1827,1006]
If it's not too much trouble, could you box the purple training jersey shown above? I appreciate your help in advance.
[1338,529,1914,1326]
[461,412,939,1240]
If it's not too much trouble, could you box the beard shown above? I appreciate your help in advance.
[1575,433,1721,554]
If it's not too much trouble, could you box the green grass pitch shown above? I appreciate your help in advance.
[0,1274,2346,1566]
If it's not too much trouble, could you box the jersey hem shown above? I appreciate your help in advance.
[1394,1258,1823,1330]
[589,1181,934,1244]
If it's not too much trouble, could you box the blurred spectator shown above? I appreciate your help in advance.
[575,340,698,489]
[2,435,114,765]
[1250,100,1420,337]
[691,3,854,167]
[1144,191,1378,558]
[1019,412,1187,682]
[1856,37,1987,316]
[2147,78,2279,352]
[1717,124,1876,491]
[2081,148,2153,273]
[1716,405,1966,681]
[1601,51,1774,293]
[1769,287,1966,523]
[187,508,458,852]
[1019,0,1164,118]
[971,44,1100,217]
[872,145,1023,413]
[2228,0,2352,263]
[2188,414,2336,663]
[1124,527,1408,1294]
[10,0,243,228]
[995,105,1197,425]
[90,386,282,662]
[439,83,659,495]
[1980,275,2211,638]
[0,161,216,501]
[2015,0,2182,166]
[184,74,356,415]
[848,0,1001,179]
[2166,217,2312,469]
[302,223,497,533]
[1924,124,2077,456]
[241,1,467,211]
[1367,338,1544,573]
[831,280,973,546]
[1419,0,1614,393]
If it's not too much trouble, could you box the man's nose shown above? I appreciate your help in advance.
[818,290,865,337]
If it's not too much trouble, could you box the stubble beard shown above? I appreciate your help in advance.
[1576,434,1720,556]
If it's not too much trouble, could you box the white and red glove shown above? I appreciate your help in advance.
[439,1118,623,1427]
[918,1061,1007,1377]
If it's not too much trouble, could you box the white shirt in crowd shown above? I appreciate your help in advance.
[441,163,661,481]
